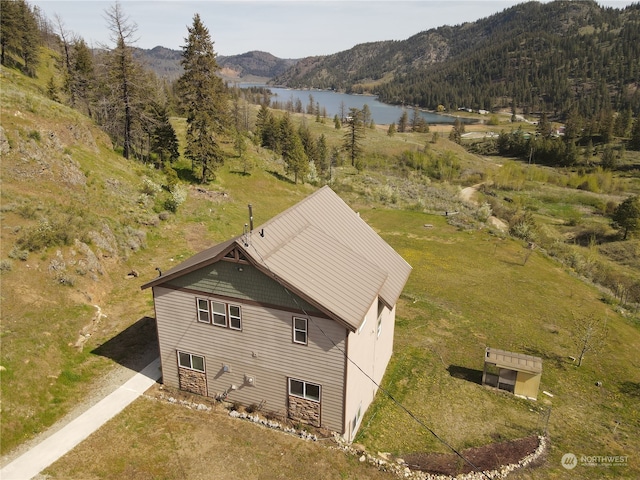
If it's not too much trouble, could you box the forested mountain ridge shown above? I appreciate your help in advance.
[271,0,640,118]
[135,47,297,81]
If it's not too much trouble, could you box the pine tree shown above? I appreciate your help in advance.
[397,110,409,133]
[70,39,95,117]
[342,107,365,167]
[150,102,179,169]
[104,1,140,159]
[279,113,308,184]
[177,13,229,181]
[0,0,40,75]
[612,195,640,240]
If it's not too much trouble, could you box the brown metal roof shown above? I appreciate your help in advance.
[142,186,412,331]
[484,347,542,374]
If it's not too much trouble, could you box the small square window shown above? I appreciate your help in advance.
[212,301,227,327]
[229,305,242,330]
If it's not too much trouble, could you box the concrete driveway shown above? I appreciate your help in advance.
[0,357,161,480]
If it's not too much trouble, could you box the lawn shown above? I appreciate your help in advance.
[40,205,640,479]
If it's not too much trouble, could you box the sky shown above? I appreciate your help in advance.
[31,0,638,58]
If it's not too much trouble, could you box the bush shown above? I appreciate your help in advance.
[164,185,188,213]
[16,218,72,251]
[8,246,29,261]
[27,130,41,141]
[0,260,13,272]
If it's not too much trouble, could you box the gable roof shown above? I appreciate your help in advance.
[142,186,412,331]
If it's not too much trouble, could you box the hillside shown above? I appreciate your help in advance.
[2,44,640,479]
[134,46,297,81]
[271,0,640,116]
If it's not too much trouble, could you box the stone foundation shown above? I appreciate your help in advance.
[178,367,207,396]
[288,395,320,427]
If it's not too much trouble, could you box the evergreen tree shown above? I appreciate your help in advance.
[0,0,20,66]
[104,1,140,159]
[397,110,409,133]
[150,102,179,169]
[601,145,617,170]
[279,113,308,183]
[612,195,640,240]
[177,13,229,181]
[70,38,95,117]
[387,123,396,136]
[449,117,465,144]
[0,0,40,75]
[316,134,328,174]
[342,107,365,167]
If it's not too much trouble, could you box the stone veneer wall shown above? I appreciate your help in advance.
[178,367,207,396]
[288,395,321,427]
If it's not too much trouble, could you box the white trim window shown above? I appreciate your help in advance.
[228,304,242,330]
[293,317,308,345]
[197,298,211,323]
[211,301,227,327]
[289,378,320,402]
[178,351,205,372]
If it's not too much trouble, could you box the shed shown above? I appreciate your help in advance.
[482,347,542,400]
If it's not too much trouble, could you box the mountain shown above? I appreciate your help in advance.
[270,0,640,117]
[134,47,297,82]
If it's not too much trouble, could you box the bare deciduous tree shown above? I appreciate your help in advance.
[570,313,607,367]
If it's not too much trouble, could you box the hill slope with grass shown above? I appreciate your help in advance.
[2,49,640,480]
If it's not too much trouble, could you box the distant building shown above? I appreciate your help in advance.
[142,186,412,440]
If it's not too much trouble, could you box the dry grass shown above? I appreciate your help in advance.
[43,391,396,480]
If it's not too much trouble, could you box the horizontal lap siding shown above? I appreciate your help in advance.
[153,286,347,433]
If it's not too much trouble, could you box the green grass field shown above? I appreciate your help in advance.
[2,52,639,479]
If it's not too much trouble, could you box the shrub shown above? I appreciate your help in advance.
[16,218,73,251]
[8,246,29,261]
[140,177,162,196]
[164,185,188,213]
[27,130,40,141]
[0,260,13,272]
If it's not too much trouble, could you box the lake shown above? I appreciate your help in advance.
[241,84,472,126]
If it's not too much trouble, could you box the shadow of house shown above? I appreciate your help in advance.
[92,316,159,376]
[447,365,483,385]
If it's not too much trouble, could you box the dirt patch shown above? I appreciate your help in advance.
[404,435,540,476]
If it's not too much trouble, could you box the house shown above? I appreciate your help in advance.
[141,186,412,440]
[482,347,542,400]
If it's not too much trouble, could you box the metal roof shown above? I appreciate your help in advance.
[484,347,542,374]
[142,186,412,332]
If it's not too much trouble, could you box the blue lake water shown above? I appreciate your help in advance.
[241,84,471,125]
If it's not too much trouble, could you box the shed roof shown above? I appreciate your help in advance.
[142,186,412,331]
[484,347,542,374]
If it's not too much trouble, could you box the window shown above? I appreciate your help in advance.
[212,301,227,327]
[229,305,242,330]
[178,351,205,372]
[293,317,308,345]
[196,298,242,331]
[377,302,385,337]
[289,378,320,402]
[197,298,210,323]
